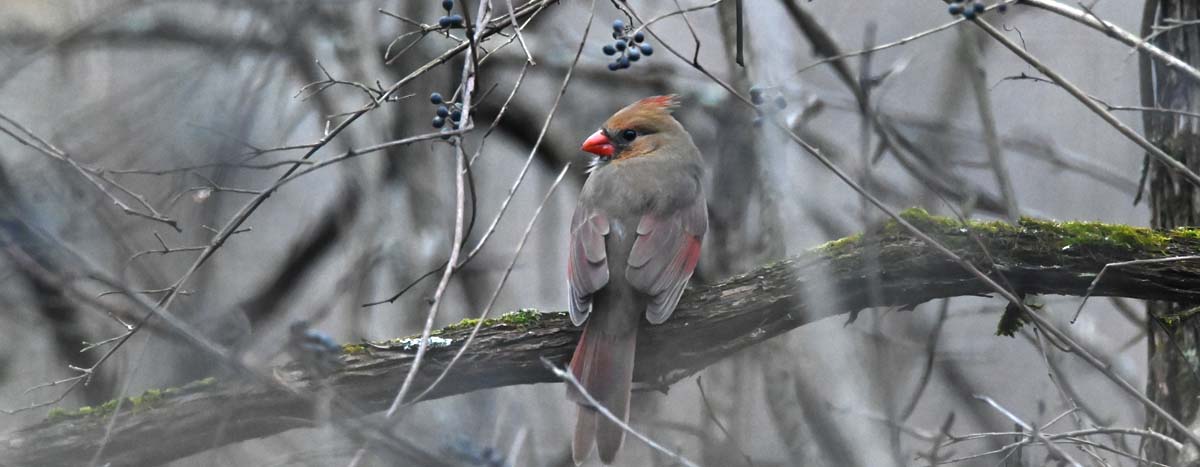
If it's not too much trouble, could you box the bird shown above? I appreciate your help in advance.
[566,95,707,465]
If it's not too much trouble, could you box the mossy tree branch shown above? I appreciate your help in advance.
[5,210,1200,466]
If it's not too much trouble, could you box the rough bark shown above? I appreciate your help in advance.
[4,211,1200,466]
[1144,1,1200,464]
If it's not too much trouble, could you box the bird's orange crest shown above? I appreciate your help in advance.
[604,94,682,133]
[634,94,680,113]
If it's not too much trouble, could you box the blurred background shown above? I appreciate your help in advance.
[0,0,1158,465]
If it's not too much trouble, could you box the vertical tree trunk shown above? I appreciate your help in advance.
[1144,1,1200,463]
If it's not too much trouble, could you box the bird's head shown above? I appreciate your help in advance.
[580,95,683,162]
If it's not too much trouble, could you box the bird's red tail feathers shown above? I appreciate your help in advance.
[568,323,637,465]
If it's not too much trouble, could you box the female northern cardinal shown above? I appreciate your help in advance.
[567,95,707,464]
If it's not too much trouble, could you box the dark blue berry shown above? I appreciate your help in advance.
[615,40,626,51]
[442,0,453,11]
[633,31,645,43]
[430,92,444,105]
[639,44,653,55]
[448,14,464,27]
[450,109,462,122]
[962,8,976,19]
[618,56,630,69]
[608,62,621,71]
[998,4,1008,13]
[973,2,985,13]
[749,86,764,105]
[774,96,788,109]
[433,116,445,128]
[948,3,963,15]
[612,19,625,32]
[436,106,449,117]
[753,116,764,128]
[439,16,452,27]
[628,49,640,61]
[602,44,616,56]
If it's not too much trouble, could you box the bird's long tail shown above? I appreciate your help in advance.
[568,318,637,465]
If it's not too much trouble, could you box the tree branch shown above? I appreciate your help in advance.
[5,210,1200,466]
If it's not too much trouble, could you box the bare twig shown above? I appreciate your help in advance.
[697,376,754,466]
[1072,256,1200,323]
[103,157,317,176]
[384,136,468,417]
[0,112,180,231]
[408,163,571,404]
[899,299,949,421]
[969,18,1200,196]
[125,228,251,268]
[630,0,722,39]
[964,30,1018,221]
[542,358,701,467]
[1019,0,1200,84]
[788,1,1014,81]
[384,0,493,419]
[504,0,535,64]
[974,395,1083,467]
[366,0,590,307]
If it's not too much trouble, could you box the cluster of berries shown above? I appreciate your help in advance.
[749,86,787,127]
[437,0,465,28]
[288,321,342,376]
[602,20,653,71]
[948,1,1006,19]
[430,92,464,138]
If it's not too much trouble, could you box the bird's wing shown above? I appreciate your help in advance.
[567,207,610,325]
[626,195,707,324]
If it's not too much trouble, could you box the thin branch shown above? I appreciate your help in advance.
[898,299,949,421]
[965,30,1018,221]
[408,163,571,404]
[1019,0,1200,85]
[1072,256,1200,323]
[697,376,754,466]
[367,0,591,307]
[630,0,722,38]
[0,112,180,231]
[542,358,701,467]
[973,395,1083,467]
[504,0,535,64]
[786,1,1013,81]
[383,142,468,416]
[970,18,1200,205]
[384,0,494,421]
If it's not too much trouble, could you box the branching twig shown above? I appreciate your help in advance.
[1072,256,1200,323]
[542,358,701,467]
[973,395,1083,467]
[0,112,180,231]
[408,163,571,404]
[1019,0,1200,85]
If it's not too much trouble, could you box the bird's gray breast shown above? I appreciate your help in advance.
[580,157,701,220]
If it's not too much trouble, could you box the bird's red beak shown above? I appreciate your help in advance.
[581,130,615,157]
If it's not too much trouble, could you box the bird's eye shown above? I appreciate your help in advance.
[621,129,637,141]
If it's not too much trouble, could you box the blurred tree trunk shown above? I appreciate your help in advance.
[1143,0,1200,463]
